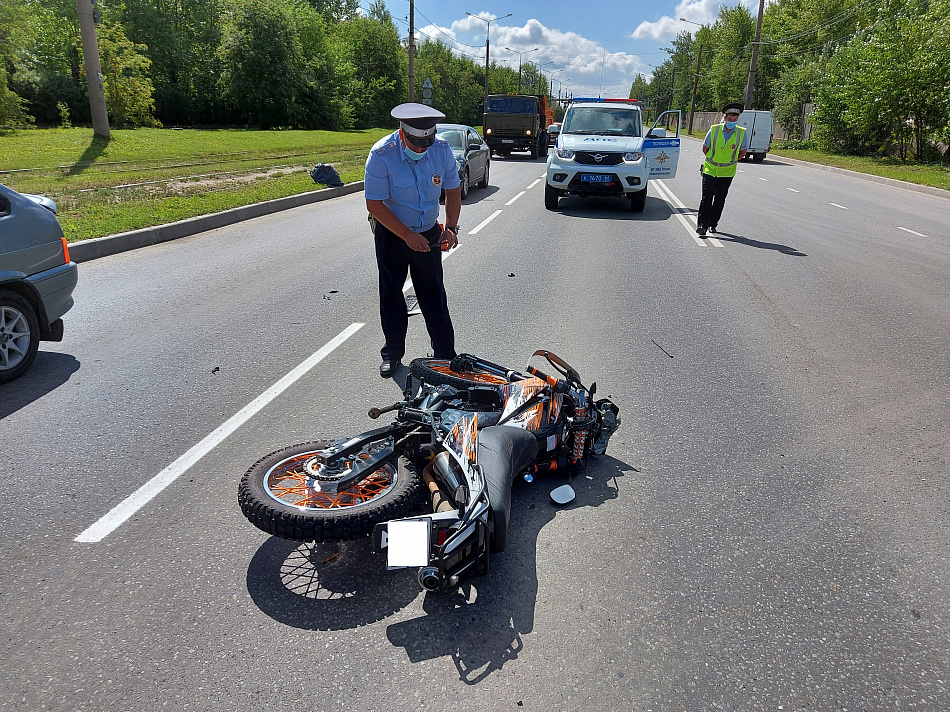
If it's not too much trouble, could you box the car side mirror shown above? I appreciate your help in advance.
[648,128,667,138]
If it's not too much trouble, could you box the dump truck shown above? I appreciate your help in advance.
[482,94,554,159]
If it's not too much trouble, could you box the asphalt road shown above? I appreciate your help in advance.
[2,142,949,711]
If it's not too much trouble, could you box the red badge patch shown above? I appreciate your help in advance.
[432,175,442,186]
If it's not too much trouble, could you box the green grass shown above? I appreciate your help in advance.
[767,146,950,192]
[0,127,390,242]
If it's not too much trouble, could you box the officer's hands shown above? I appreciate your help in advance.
[403,232,431,252]
[441,228,459,250]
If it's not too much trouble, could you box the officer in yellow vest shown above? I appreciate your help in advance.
[697,102,749,237]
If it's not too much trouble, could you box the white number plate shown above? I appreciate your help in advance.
[386,519,430,567]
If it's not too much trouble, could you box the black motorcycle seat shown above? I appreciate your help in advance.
[477,426,539,553]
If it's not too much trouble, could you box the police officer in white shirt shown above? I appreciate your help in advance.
[365,103,461,378]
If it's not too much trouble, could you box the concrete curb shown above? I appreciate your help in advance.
[68,181,365,263]
[765,154,950,200]
[682,135,950,200]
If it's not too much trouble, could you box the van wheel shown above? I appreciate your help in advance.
[0,290,41,384]
[544,183,560,210]
[752,153,766,163]
[629,188,647,212]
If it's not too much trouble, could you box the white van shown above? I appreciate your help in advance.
[737,110,773,162]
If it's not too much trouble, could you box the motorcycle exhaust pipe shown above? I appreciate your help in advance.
[418,566,442,591]
[422,462,454,513]
[431,451,463,495]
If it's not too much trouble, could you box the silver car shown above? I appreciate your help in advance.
[0,183,78,383]
[435,124,490,200]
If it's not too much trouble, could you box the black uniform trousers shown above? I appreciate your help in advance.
[375,222,455,362]
[697,170,734,231]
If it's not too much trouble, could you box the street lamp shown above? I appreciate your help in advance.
[536,61,554,95]
[505,46,539,93]
[467,11,513,113]
[679,17,703,28]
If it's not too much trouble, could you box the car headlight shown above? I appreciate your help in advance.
[554,148,575,160]
[623,152,645,163]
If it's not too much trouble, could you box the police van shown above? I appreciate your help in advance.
[545,98,681,212]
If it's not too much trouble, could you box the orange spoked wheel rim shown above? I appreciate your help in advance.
[263,451,398,510]
[426,361,509,385]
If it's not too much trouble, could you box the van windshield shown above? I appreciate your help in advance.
[563,107,641,137]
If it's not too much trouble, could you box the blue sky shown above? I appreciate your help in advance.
[367,1,761,98]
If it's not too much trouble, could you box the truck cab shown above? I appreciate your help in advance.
[482,94,554,159]
[545,98,681,212]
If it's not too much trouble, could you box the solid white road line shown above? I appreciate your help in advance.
[74,323,365,543]
[897,226,928,237]
[653,180,724,247]
[469,209,503,234]
[830,202,849,209]
[505,191,526,206]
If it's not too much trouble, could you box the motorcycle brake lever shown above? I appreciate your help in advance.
[368,401,407,419]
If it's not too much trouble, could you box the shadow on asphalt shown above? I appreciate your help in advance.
[386,454,630,685]
[555,195,670,221]
[713,230,808,256]
[0,352,81,419]
[244,454,632,685]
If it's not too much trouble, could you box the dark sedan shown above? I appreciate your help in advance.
[435,124,490,199]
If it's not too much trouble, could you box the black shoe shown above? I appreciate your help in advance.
[379,359,401,378]
[696,226,707,237]
[710,225,718,234]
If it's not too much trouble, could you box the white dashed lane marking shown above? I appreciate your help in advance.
[897,227,928,237]
[787,188,800,192]
[830,202,849,209]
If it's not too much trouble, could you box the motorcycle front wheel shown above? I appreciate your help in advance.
[239,441,420,542]
[409,358,511,389]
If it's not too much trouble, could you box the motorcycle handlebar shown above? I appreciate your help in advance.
[526,366,570,393]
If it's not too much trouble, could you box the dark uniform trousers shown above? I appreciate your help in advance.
[697,170,734,231]
[375,222,455,362]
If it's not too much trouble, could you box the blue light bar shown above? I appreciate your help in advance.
[571,97,641,104]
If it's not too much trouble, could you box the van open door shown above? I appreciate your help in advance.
[644,110,681,179]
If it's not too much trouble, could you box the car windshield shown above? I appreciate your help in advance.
[437,130,465,151]
[563,108,641,136]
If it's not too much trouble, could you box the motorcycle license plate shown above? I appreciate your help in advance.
[580,173,612,183]
[386,518,430,567]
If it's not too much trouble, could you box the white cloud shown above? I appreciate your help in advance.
[632,0,772,40]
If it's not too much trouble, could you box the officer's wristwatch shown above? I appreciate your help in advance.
[446,225,459,235]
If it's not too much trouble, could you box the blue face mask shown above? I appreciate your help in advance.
[725,121,737,130]
[404,144,428,160]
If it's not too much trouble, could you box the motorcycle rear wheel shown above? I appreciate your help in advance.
[239,441,420,542]
[409,358,511,389]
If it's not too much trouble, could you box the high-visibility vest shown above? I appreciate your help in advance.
[702,124,746,178]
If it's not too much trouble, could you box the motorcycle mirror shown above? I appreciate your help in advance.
[454,484,469,506]
[550,484,575,505]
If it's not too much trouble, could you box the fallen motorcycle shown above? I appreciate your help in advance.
[238,351,619,592]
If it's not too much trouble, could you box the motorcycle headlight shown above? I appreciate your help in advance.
[623,152,645,163]
[554,148,575,161]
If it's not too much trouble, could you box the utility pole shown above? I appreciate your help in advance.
[408,0,415,101]
[688,46,703,134]
[76,0,110,138]
[467,12,511,115]
[744,0,765,109]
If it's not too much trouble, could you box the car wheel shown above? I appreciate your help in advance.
[478,160,490,189]
[544,183,560,210]
[460,168,469,200]
[0,290,41,384]
[629,187,647,212]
